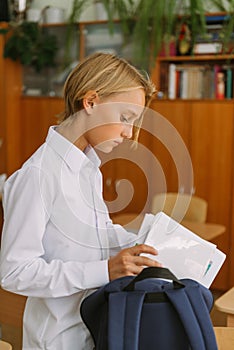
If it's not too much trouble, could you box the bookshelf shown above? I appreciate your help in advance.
[22,20,134,98]
[152,54,234,100]
[149,14,234,289]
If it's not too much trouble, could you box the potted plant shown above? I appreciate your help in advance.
[66,0,209,69]
[3,20,58,72]
[64,0,132,64]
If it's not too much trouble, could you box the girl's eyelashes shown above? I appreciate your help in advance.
[120,115,130,123]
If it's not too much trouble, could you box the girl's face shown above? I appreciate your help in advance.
[83,89,145,153]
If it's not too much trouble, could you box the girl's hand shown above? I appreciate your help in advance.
[108,244,161,281]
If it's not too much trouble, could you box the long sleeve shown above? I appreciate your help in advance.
[0,165,109,298]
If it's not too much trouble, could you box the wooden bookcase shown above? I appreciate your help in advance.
[148,44,234,291]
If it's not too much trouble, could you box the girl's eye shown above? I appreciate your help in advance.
[120,115,129,123]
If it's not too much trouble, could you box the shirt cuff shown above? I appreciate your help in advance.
[82,259,109,289]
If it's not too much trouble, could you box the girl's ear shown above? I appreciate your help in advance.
[83,90,100,114]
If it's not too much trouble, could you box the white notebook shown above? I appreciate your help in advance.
[138,212,226,288]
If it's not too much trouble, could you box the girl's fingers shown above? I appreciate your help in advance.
[132,255,162,267]
[128,244,158,256]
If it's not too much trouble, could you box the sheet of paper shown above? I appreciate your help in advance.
[137,213,155,240]
[200,248,226,288]
[143,212,226,288]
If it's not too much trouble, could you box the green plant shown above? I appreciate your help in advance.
[67,0,209,69]
[131,0,208,68]
[64,0,133,66]
[59,0,234,71]
[3,21,58,72]
[64,0,88,66]
[208,0,234,53]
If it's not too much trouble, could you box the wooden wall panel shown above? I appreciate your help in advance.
[0,288,26,327]
[104,100,192,215]
[229,149,234,287]
[3,58,23,176]
[147,100,191,195]
[149,100,234,290]
[21,97,64,163]
[0,24,7,174]
[190,101,234,289]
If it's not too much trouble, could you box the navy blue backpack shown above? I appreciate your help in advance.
[80,267,218,350]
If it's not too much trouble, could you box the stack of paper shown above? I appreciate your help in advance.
[138,212,226,288]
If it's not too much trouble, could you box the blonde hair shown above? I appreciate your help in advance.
[59,52,157,140]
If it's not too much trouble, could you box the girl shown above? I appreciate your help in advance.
[0,53,160,349]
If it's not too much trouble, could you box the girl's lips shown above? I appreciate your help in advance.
[114,139,123,145]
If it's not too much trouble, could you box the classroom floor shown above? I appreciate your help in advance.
[0,290,227,349]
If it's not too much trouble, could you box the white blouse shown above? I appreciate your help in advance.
[0,126,140,350]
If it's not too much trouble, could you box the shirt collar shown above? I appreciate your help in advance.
[45,126,101,172]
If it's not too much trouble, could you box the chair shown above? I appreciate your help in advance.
[213,327,234,349]
[0,340,12,350]
[151,192,208,223]
[214,287,234,327]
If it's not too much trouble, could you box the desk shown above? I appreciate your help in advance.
[112,213,144,232]
[111,213,225,241]
[215,287,234,327]
[181,221,225,241]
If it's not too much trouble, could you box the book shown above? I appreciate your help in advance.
[224,67,233,99]
[214,65,225,99]
[168,63,176,99]
[139,212,226,288]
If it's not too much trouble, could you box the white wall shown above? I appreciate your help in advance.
[29,0,231,22]
[29,0,94,21]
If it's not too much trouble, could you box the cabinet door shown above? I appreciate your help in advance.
[101,143,149,216]
[146,100,192,196]
[0,29,6,174]
[21,97,64,162]
[1,54,22,176]
[229,181,234,287]
[102,100,192,216]
[190,101,234,289]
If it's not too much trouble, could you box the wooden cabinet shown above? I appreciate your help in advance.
[148,99,234,290]
[21,97,63,161]
[190,102,234,289]
[149,53,234,290]
[0,23,22,176]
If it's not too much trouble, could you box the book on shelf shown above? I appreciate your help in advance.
[214,65,225,99]
[166,62,234,100]
[168,63,176,99]
[168,64,205,99]
[225,67,233,99]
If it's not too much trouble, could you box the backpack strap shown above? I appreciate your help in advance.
[184,283,218,350]
[124,266,184,291]
[108,291,146,350]
[165,283,218,350]
[108,267,184,350]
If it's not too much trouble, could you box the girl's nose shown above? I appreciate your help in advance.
[121,124,133,139]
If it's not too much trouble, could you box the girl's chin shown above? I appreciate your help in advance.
[95,141,118,153]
